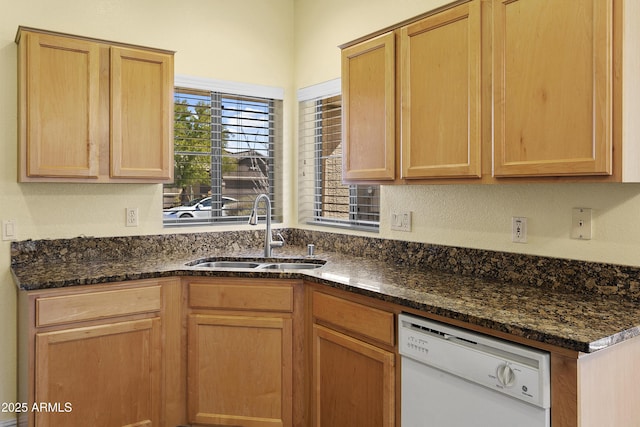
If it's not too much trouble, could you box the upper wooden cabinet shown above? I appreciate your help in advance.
[19,32,101,179]
[16,27,174,183]
[341,32,396,182]
[341,0,483,183]
[493,0,612,177]
[401,1,482,179]
[341,0,640,183]
[110,46,174,179]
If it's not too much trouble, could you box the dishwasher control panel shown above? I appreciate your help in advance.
[399,313,550,409]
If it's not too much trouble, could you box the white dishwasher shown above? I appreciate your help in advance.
[398,313,551,427]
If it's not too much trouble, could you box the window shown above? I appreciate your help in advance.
[163,77,283,226]
[298,80,380,231]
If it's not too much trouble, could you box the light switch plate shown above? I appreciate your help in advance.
[2,219,17,241]
[391,211,411,232]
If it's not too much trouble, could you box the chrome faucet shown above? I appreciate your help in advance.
[248,194,285,257]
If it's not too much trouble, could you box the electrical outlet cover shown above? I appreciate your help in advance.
[571,208,592,240]
[512,217,527,243]
[126,208,139,227]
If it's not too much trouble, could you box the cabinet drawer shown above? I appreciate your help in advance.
[189,281,293,312]
[36,285,161,327]
[312,291,394,346]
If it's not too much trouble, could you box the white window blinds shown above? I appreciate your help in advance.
[163,85,282,226]
[298,81,380,231]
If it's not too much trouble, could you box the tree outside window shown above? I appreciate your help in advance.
[164,89,280,225]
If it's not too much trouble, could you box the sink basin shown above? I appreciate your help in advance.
[260,262,323,270]
[193,261,262,269]
[188,258,325,270]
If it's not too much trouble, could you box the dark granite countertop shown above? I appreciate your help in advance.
[11,238,640,354]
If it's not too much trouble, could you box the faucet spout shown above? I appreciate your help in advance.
[248,194,284,257]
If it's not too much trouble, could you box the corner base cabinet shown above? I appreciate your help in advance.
[186,278,303,427]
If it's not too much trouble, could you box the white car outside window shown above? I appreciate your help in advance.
[163,196,238,219]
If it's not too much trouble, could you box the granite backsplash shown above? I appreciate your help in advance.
[11,228,640,301]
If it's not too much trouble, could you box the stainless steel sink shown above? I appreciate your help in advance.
[194,261,262,269]
[187,258,325,270]
[259,262,323,270]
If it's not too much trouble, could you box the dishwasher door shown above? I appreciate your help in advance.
[401,356,550,427]
[399,313,550,427]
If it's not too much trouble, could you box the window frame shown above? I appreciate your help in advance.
[163,75,283,227]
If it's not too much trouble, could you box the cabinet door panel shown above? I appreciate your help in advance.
[401,1,482,179]
[312,324,394,427]
[188,314,292,427]
[110,47,173,180]
[342,32,396,181]
[23,32,100,178]
[34,318,161,427]
[493,0,612,176]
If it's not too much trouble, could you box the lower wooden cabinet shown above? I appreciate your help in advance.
[310,289,396,427]
[23,274,640,427]
[185,278,302,427]
[18,278,180,427]
[312,324,395,427]
[34,318,162,427]
[188,314,292,426]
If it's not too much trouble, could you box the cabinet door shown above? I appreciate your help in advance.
[400,0,481,179]
[188,314,293,427]
[34,318,161,427]
[493,0,613,177]
[20,32,100,179]
[312,324,395,427]
[110,46,173,180]
[342,32,396,182]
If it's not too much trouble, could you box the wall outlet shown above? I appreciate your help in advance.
[571,207,592,240]
[512,217,527,243]
[126,208,139,227]
[391,211,411,232]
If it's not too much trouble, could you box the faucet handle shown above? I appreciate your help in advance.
[271,232,285,248]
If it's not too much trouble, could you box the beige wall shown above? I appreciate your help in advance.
[2,0,640,421]
[0,0,294,420]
